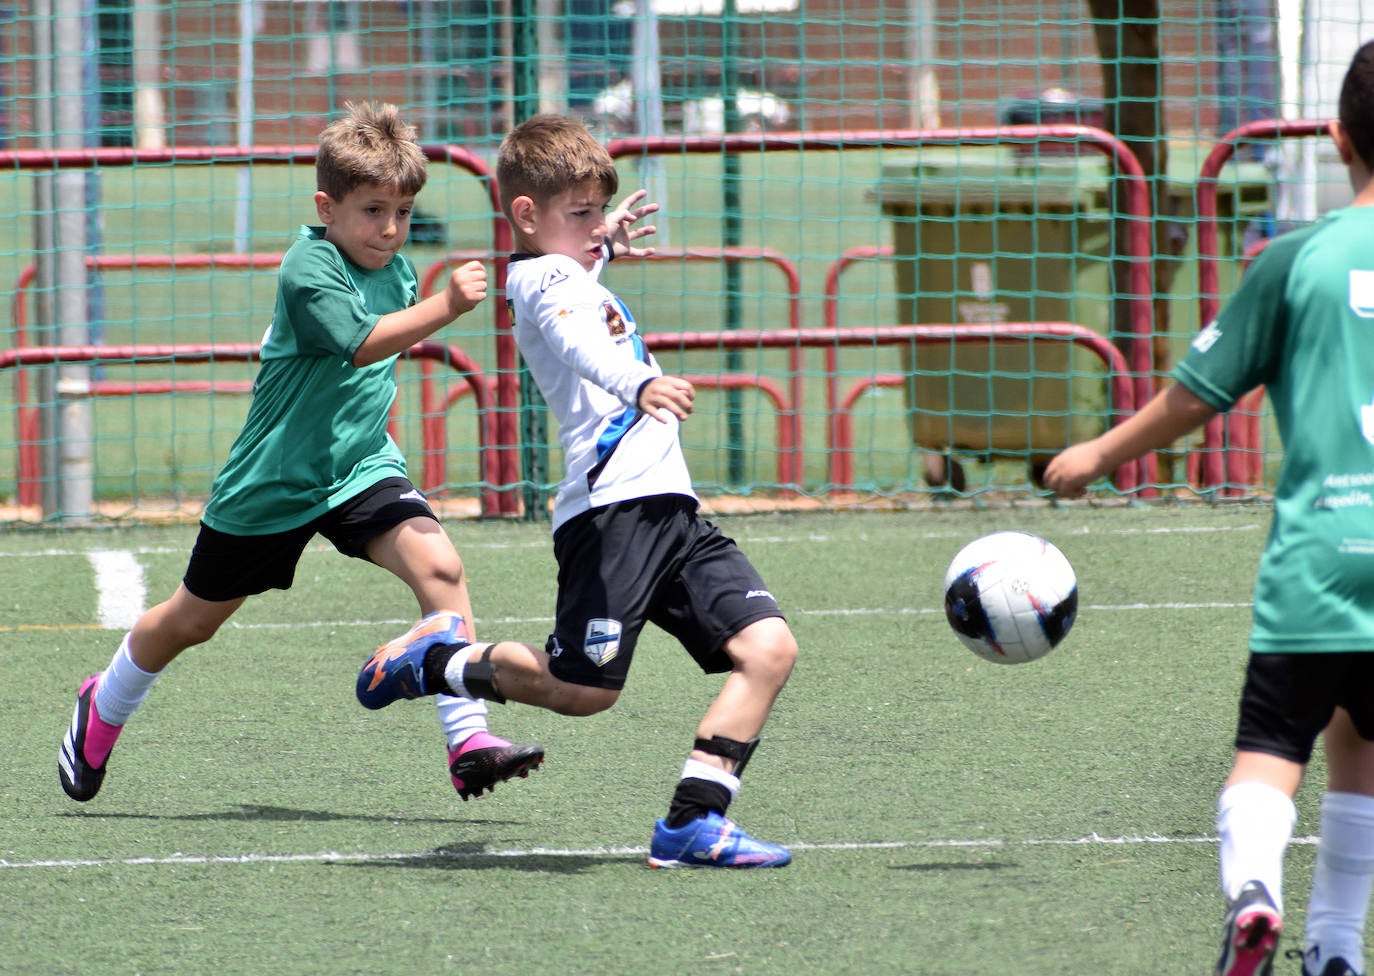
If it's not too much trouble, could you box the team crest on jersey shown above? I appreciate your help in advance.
[1351,270,1374,319]
[540,267,570,292]
[583,618,622,667]
[1362,396,1374,445]
[604,300,627,338]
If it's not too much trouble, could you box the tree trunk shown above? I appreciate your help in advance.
[1086,0,1185,476]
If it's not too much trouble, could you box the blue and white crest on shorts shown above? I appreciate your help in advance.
[583,618,622,667]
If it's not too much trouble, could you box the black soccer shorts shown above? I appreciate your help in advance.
[545,494,784,691]
[183,477,438,601]
[1235,650,1374,764]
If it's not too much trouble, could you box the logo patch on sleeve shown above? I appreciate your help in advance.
[540,267,570,292]
[604,300,627,337]
[583,618,622,667]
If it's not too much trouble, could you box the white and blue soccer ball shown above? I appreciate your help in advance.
[943,531,1078,664]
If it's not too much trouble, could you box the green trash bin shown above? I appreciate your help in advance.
[871,144,1272,479]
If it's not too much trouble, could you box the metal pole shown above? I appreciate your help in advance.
[52,0,94,520]
[722,0,744,485]
[132,0,165,148]
[30,0,56,513]
[632,0,668,243]
[234,0,255,252]
[511,0,550,520]
[907,0,940,128]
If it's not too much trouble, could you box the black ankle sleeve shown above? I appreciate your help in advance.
[666,777,732,828]
[422,644,458,694]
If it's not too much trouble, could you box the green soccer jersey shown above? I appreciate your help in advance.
[1174,206,1374,652]
[202,226,417,535]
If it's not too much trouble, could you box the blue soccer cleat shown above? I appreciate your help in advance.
[647,811,792,869]
[356,611,468,710]
[1289,947,1362,976]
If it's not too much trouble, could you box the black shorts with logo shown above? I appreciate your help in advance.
[183,477,438,602]
[546,494,784,691]
[1235,651,1374,763]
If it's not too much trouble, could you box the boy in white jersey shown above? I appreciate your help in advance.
[356,113,798,868]
[59,101,543,807]
[1044,41,1374,976]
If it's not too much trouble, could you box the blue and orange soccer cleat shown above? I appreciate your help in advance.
[356,611,467,710]
[647,811,792,869]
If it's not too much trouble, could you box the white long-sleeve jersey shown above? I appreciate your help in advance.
[506,250,697,531]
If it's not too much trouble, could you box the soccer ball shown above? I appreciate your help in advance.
[943,531,1078,664]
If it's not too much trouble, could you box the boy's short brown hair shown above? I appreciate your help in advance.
[496,114,619,217]
[316,100,428,202]
[1341,41,1374,171]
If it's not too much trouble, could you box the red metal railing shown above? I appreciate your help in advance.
[5,133,1156,509]
[825,324,1133,491]
[605,126,1154,397]
[0,143,516,513]
[643,323,1136,492]
[0,341,497,512]
[12,253,280,506]
[421,245,805,492]
[605,127,1157,495]
[11,253,497,511]
[1195,119,1330,493]
[822,245,1147,491]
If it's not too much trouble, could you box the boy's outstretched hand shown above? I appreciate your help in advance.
[445,260,488,316]
[639,375,695,423]
[1040,442,1108,499]
[605,189,659,260]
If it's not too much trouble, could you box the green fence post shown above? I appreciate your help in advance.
[722,0,744,485]
[511,0,550,521]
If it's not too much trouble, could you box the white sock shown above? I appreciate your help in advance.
[1217,780,1297,912]
[435,694,489,750]
[681,757,740,801]
[1305,791,1374,972]
[93,634,159,726]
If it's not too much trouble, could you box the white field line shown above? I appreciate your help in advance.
[0,518,1269,564]
[2,523,1267,875]
[0,523,1264,634]
[0,600,1254,636]
[86,549,148,631]
[0,833,1320,872]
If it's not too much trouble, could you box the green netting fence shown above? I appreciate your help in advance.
[0,0,1368,520]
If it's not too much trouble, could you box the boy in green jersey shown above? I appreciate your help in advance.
[58,101,542,807]
[1044,42,1374,976]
